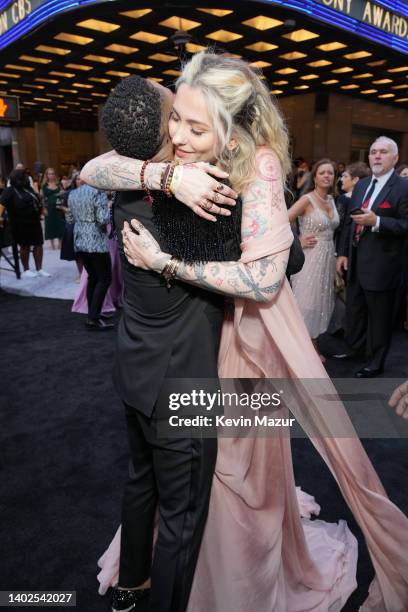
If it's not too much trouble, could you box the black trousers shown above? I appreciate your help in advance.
[78,252,112,321]
[345,251,395,370]
[119,403,217,612]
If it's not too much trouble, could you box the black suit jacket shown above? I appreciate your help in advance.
[338,171,408,291]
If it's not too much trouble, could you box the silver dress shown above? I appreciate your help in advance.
[291,193,339,339]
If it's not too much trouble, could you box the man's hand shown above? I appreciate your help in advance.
[350,210,377,227]
[336,256,348,275]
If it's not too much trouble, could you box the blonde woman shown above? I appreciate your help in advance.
[40,167,65,249]
[82,53,408,612]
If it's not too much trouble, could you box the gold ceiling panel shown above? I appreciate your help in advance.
[36,45,71,55]
[105,44,140,54]
[186,43,207,53]
[163,69,181,76]
[279,52,306,60]
[59,88,78,93]
[361,89,377,94]
[352,73,373,79]
[283,29,319,42]
[5,64,34,71]
[57,105,68,109]
[130,31,167,44]
[316,42,346,52]
[84,55,114,63]
[89,77,111,83]
[148,77,164,82]
[272,80,288,85]
[0,72,19,78]
[372,78,392,84]
[275,67,297,74]
[388,66,408,73]
[47,94,63,98]
[126,62,152,70]
[242,16,283,30]
[367,60,386,66]
[77,19,120,33]
[308,60,332,67]
[24,84,45,89]
[322,80,339,84]
[392,85,407,90]
[120,9,152,19]
[378,93,395,98]
[245,41,278,52]
[91,93,108,97]
[332,67,354,73]
[197,9,233,17]
[159,17,201,31]
[271,89,283,94]
[35,78,59,84]
[73,83,94,88]
[106,70,131,77]
[300,74,319,80]
[295,85,309,90]
[250,61,272,68]
[344,51,372,60]
[19,55,51,64]
[395,98,408,102]
[55,33,94,45]
[206,30,243,43]
[66,63,93,71]
[148,54,178,62]
[341,84,359,89]
[34,97,52,102]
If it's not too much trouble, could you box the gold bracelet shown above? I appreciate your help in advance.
[169,164,184,196]
[161,256,181,288]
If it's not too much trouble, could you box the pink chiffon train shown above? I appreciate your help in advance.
[97,186,408,611]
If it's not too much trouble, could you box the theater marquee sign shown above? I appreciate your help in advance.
[0,0,407,52]
[315,0,408,40]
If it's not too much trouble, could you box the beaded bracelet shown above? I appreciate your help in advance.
[140,160,153,204]
[169,164,183,196]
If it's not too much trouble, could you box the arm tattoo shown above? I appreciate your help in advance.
[81,152,165,191]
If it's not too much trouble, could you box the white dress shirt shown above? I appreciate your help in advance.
[361,168,394,231]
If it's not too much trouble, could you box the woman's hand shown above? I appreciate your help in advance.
[122,220,169,273]
[300,234,317,249]
[173,162,238,222]
[389,381,408,420]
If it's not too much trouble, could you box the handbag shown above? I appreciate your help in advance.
[286,227,305,278]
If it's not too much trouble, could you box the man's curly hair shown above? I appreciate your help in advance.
[102,76,162,160]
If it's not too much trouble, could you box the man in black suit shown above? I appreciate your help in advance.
[336,136,408,377]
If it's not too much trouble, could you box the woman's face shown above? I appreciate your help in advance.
[400,167,408,178]
[169,83,217,163]
[47,169,56,181]
[315,163,335,190]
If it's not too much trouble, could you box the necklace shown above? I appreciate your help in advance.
[313,189,329,204]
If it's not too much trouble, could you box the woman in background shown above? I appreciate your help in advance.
[41,167,65,249]
[289,159,339,361]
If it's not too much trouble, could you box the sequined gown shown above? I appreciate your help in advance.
[291,193,339,338]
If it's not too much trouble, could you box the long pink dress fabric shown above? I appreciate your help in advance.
[97,153,408,611]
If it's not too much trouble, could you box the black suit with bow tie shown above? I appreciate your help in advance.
[338,170,408,370]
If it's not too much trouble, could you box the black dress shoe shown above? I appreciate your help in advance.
[354,367,384,378]
[111,587,150,612]
[85,318,115,331]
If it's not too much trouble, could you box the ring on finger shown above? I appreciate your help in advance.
[213,192,221,204]
[201,199,212,211]
[215,183,224,192]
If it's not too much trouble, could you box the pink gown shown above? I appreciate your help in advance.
[97,152,408,611]
[71,230,123,314]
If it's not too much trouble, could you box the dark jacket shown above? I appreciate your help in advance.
[338,171,408,291]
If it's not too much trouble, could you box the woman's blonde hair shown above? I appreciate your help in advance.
[41,167,58,187]
[177,51,291,192]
